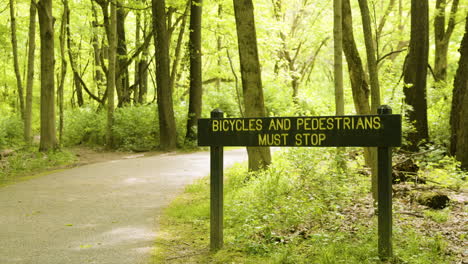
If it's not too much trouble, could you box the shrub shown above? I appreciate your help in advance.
[62,107,106,146]
[113,105,158,151]
[0,115,24,149]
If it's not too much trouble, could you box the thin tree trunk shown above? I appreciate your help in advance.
[333,0,344,116]
[9,0,25,120]
[38,0,58,151]
[170,1,189,93]
[357,0,380,203]
[216,4,223,91]
[65,0,84,107]
[434,0,460,82]
[116,2,130,106]
[58,0,68,144]
[185,0,203,142]
[106,0,117,148]
[24,0,36,144]
[233,0,271,171]
[358,0,380,113]
[91,1,104,97]
[403,0,429,151]
[153,0,177,151]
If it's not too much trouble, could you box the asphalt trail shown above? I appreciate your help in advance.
[0,149,247,264]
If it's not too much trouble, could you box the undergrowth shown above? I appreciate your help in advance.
[0,146,76,187]
[152,148,459,263]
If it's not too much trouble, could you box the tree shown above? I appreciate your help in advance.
[434,0,460,83]
[58,0,68,144]
[233,0,271,171]
[24,0,37,144]
[37,0,58,151]
[9,0,25,121]
[333,0,344,116]
[342,0,377,199]
[116,2,130,106]
[153,0,177,151]
[186,0,203,142]
[403,0,429,151]
[358,0,380,112]
[107,0,117,148]
[451,14,468,169]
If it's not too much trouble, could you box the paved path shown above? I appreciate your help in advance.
[0,149,247,264]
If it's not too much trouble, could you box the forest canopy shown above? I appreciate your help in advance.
[0,0,467,169]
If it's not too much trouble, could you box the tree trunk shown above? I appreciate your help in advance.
[9,0,25,120]
[185,0,203,142]
[116,3,130,106]
[169,1,189,94]
[153,0,177,151]
[24,0,36,144]
[451,15,468,169]
[37,0,58,151]
[91,1,104,97]
[106,0,117,148]
[58,0,68,144]
[65,1,84,107]
[233,0,271,171]
[434,0,460,82]
[333,0,344,116]
[403,0,429,151]
[342,0,376,199]
[358,0,380,113]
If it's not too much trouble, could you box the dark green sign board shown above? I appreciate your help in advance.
[198,105,400,260]
[198,115,401,147]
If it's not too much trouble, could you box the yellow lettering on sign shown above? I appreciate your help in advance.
[356,117,365,129]
[294,133,326,146]
[373,116,381,129]
[212,120,219,131]
[256,119,263,130]
[258,133,289,146]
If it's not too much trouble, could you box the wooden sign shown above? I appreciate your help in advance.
[198,115,401,147]
[198,105,400,260]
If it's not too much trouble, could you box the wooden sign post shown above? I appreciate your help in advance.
[198,105,401,259]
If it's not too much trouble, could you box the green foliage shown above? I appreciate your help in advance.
[424,209,450,223]
[62,107,106,147]
[113,105,158,151]
[0,147,76,186]
[413,146,467,189]
[155,148,456,263]
[0,114,24,149]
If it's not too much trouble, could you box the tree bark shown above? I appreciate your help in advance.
[116,2,130,106]
[106,0,117,148]
[358,0,380,113]
[185,0,203,142]
[434,0,460,82]
[91,1,104,99]
[9,0,25,120]
[58,0,68,144]
[169,1,189,94]
[37,0,58,151]
[233,0,271,171]
[403,0,429,151]
[342,0,376,200]
[66,1,84,107]
[333,0,344,116]
[24,0,36,144]
[451,14,468,169]
[153,0,177,151]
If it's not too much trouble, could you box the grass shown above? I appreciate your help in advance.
[151,148,457,263]
[0,146,77,187]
